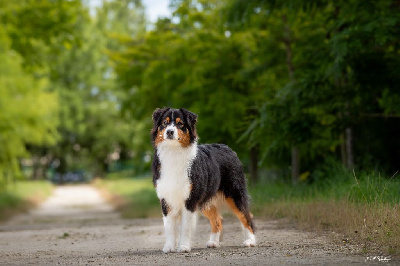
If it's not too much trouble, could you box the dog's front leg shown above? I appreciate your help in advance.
[177,208,197,252]
[162,214,179,253]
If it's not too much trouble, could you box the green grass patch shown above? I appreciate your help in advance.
[249,171,400,255]
[0,181,53,221]
[94,177,161,218]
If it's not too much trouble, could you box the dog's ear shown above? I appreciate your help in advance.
[152,107,170,125]
[151,108,170,143]
[180,108,198,127]
[180,108,198,142]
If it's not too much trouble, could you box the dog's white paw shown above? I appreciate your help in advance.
[162,243,176,253]
[206,241,220,248]
[243,239,256,247]
[177,245,191,253]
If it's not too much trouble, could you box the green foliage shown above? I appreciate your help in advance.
[1,0,399,189]
[0,26,58,188]
[228,0,400,175]
[0,181,53,221]
[110,0,260,156]
[0,0,86,71]
[109,0,400,181]
[250,168,400,207]
[49,0,147,177]
[0,0,87,187]
[1,0,148,188]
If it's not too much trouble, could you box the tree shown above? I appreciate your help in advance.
[226,1,335,183]
[1,0,148,183]
[227,0,400,180]
[326,0,400,171]
[0,26,58,189]
[110,0,268,180]
[45,0,147,178]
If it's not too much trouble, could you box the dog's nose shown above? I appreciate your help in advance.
[166,129,174,139]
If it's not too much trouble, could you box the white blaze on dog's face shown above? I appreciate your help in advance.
[152,108,198,148]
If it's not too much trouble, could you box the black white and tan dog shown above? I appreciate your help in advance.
[151,107,256,253]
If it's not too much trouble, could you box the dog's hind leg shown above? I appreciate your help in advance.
[225,197,256,247]
[202,205,223,248]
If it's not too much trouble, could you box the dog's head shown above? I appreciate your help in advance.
[151,108,198,148]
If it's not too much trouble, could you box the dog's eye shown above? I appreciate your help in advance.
[162,120,168,126]
[177,121,184,128]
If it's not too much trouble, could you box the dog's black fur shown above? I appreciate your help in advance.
[151,107,254,233]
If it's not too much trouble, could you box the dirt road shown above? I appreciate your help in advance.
[0,185,388,265]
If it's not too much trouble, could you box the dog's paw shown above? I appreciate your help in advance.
[162,243,176,253]
[177,245,191,253]
[243,239,256,247]
[206,241,220,248]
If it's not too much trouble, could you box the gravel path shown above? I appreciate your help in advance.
[0,185,389,265]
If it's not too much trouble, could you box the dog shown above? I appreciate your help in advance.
[151,107,256,253]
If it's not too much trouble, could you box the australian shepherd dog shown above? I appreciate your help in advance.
[151,107,256,253]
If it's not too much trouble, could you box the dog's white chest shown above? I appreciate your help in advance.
[156,142,197,211]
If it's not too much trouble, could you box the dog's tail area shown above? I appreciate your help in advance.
[225,196,255,234]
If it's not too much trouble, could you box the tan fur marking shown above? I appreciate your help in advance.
[202,206,223,233]
[177,129,191,147]
[154,128,165,146]
[225,197,253,233]
[175,117,191,147]
[201,192,225,210]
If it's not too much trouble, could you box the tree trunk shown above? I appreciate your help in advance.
[283,14,300,183]
[99,159,108,178]
[291,146,300,185]
[249,146,259,184]
[31,156,40,180]
[283,15,294,81]
[58,156,67,184]
[340,133,346,166]
[343,101,353,169]
[345,127,354,168]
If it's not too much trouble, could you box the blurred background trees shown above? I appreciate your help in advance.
[1,0,399,189]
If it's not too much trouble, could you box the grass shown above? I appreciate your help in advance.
[94,169,400,255]
[93,177,161,218]
[0,181,53,221]
[250,171,400,255]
